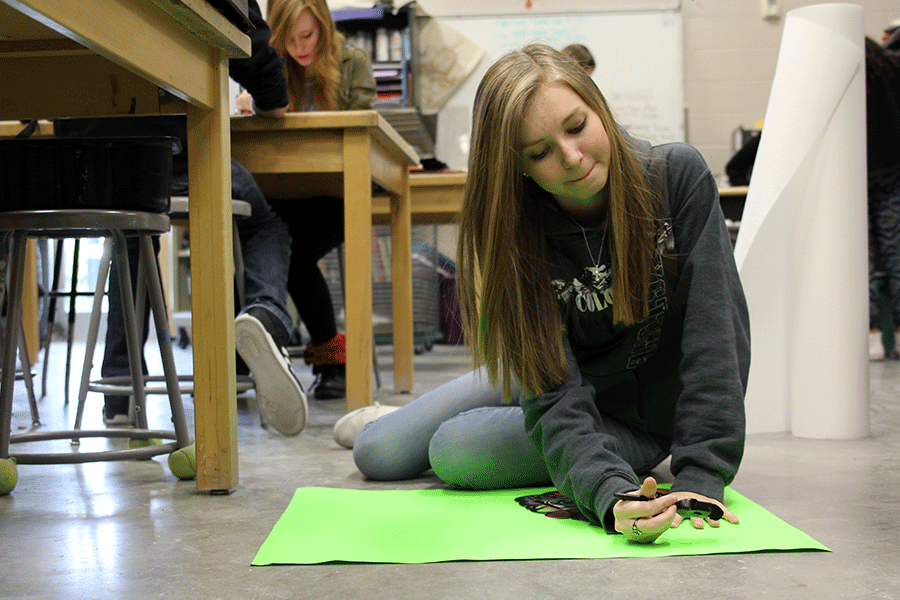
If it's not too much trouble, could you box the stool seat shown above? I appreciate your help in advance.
[0,209,170,237]
[168,197,252,220]
[69,196,265,429]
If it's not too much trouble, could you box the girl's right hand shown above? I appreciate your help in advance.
[612,476,678,544]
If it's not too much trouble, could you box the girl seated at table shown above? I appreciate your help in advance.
[239,0,376,400]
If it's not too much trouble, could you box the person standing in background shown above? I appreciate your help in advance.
[561,43,596,76]
[865,36,900,358]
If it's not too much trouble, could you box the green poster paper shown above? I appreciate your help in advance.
[252,486,829,565]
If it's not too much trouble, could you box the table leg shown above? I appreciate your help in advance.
[343,129,375,412]
[390,168,413,393]
[21,240,39,362]
[186,50,238,492]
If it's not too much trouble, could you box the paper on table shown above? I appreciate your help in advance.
[252,487,829,565]
[733,3,868,439]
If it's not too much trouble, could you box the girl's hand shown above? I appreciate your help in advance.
[235,90,254,115]
[613,476,678,544]
[668,491,739,529]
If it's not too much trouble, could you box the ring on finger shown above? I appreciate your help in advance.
[631,518,645,540]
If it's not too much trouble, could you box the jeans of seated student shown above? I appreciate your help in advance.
[353,367,671,490]
[101,158,293,387]
[269,198,342,345]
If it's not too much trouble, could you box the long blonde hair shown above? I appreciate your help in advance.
[267,0,344,111]
[457,44,659,399]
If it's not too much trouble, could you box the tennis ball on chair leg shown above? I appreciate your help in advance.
[128,438,162,458]
[0,457,19,495]
[168,444,196,480]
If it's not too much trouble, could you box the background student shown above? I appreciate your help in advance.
[54,0,310,436]
[865,36,900,358]
[237,0,376,400]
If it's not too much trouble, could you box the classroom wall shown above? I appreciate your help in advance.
[683,0,898,180]
[420,1,896,179]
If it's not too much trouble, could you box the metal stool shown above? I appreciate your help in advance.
[0,210,194,495]
[168,196,251,312]
[168,197,259,421]
[71,197,257,430]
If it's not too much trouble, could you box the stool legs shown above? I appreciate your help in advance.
[111,230,151,432]
[1,230,28,460]
[0,231,39,433]
[73,238,113,433]
[71,233,191,448]
[63,239,80,405]
[16,319,39,427]
[0,210,195,493]
[233,220,246,312]
[39,239,64,398]
[137,232,191,447]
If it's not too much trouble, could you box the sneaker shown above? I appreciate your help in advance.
[235,307,307,436]
[103,412,132,427]
[310,364,346,400]
[103,395,132,427]
[332,402,399,449]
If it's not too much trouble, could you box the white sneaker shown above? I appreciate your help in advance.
[235,310,307,436]
[333,402,400,449]
[103,412,132,428]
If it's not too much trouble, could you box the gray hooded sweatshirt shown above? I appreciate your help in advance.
[519,137,750,532]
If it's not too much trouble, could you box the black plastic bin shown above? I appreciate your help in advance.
[0,137,180,213]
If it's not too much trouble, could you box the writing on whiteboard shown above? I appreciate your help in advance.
[606,88,682,144]
[433,11,684,167]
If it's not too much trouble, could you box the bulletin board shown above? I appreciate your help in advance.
[431,9,685,169]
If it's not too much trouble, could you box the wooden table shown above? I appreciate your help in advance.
[378,174,747,227]
[230,112,420,412]
[718,185,750,223]
[1,0,248,493]
[373,171,467,225]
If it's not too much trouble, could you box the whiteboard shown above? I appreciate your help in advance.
[433,10,684,170]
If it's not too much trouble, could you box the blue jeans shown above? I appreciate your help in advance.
[353,367,670,489]
[101,159,292,380]
[353,368,550,488]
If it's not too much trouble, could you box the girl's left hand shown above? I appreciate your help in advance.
[668,491,739,529]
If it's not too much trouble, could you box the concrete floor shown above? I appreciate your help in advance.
[2,338,899,600]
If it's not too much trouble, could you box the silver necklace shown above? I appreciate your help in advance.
[574,219,607,269]
[571,218,611,296]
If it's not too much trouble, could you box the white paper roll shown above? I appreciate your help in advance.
[733,3,869,439]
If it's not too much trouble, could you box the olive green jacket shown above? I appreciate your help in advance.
[338,44,376,110]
